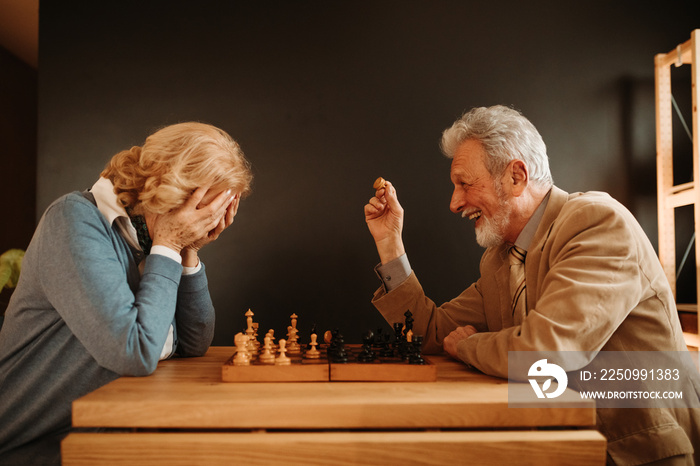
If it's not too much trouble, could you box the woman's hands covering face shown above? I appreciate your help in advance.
[147,187,239,257]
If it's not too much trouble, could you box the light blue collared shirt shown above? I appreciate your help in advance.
[513,189,551,253]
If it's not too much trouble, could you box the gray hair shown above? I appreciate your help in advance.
[440,105,553,188]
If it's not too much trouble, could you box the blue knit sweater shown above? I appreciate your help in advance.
[0,191,215,464]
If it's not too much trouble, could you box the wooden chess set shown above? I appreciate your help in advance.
[221,309,436,383]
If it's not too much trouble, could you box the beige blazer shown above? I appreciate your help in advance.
[372,186,699,464]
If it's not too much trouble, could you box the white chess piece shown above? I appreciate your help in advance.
[245,309,258,355]
[266,329,277,351]
[252,322,260,350]
[287,327,301,355]
[246,334,258,356]
[288,314,300,353]
[233,332,250,366]
[275,339,291,365]
[304,333,320,359]
[245,309,254,332]
[259,335,275,364]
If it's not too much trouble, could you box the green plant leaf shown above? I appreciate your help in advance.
[0,264,11,290]
[0,249,24,289]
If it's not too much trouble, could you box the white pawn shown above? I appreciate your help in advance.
[252,322,261,350]
[304,333,320,359]
[233,332,250,366]
[266,329,277,351]
[246,333,258,357]
[259,335,275,364]
[286,326,301,355]
[275,339,291,365]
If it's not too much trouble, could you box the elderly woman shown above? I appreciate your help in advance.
[0,122,252,465]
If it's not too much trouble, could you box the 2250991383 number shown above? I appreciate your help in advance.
[599,368,680,381]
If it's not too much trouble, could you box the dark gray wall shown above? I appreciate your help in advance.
[0,46,36,252]
[38,1,699,344]
[0,45,36,312]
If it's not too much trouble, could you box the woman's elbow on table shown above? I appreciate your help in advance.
[94,344,163,377]
[175,330,214,358]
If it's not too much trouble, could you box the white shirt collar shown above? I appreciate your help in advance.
[91,177,129,225]
[90,177,140,250]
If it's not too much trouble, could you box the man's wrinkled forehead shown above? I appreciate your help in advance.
[450,143,490,183]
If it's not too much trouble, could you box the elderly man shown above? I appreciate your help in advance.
[364,105,699,465]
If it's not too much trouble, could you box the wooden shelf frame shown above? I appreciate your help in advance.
[655,30,700,332]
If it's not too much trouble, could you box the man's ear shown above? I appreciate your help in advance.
[508,159,528,197]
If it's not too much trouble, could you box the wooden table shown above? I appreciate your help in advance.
[62,347,605,465]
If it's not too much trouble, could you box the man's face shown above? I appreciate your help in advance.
[449,139,513,248]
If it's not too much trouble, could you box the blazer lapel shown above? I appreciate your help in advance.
[525,186,570,309]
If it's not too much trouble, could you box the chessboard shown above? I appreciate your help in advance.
[222,344,437,383]
[221,310,436,383]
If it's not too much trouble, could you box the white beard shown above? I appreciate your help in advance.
[474,183,512,249]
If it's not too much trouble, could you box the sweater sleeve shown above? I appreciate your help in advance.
[36,196,184,376]
[372,270,489,354]
[174,263,215,357]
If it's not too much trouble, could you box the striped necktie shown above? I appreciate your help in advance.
[508,245,527,325]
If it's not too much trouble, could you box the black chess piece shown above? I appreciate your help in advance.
[357,330,376,363]
[409,335,426,365]
[380,332,394,358]
[403,336,414,362]
[393,322,403,342]
[328,328,340,357]
[373,328,384,349]
[393,322,405,357]
[330,330,348,364]
[403,310,414,334]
